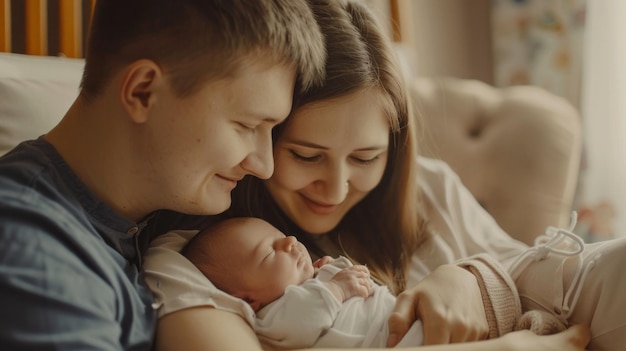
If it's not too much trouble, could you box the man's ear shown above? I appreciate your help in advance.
[119,59,163,124]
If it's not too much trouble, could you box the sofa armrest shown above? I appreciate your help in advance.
[411,77,582,245]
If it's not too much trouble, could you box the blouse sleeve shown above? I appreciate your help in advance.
[142,230,256,325]
[408,157,529,285]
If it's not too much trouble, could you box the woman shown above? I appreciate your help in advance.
[144,0,597,350]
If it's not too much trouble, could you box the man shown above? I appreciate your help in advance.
[0,0,325,349]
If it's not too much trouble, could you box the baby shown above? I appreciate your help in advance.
[182,217,562,349]
[182,217,425,348]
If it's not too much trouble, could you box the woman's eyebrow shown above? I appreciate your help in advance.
[284,139,329,150]
[352,145,389,151]
[284,139,388,151]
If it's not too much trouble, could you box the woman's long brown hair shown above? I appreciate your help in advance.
[224,0,427,294]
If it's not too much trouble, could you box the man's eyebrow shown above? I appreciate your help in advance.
[265,118,282,124]
[246,112,284,125]
[260,116,281,124]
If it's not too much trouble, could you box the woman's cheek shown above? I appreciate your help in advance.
[351,163,386,192]
[272,161,313,191]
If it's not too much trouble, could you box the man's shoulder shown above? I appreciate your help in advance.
[0,152,75,228]
[0,182,93,265]
[0,143,93,264]
[0,138,56,193]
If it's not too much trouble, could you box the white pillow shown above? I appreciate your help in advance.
[0,53,84,156]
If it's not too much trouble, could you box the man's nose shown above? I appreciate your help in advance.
[240,133,274,179]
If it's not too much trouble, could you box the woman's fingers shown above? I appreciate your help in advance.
[387,265,490,346]
[386,291,418,347]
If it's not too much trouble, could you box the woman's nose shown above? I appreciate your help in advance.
[318,176,350,204]
[312,162,349,204]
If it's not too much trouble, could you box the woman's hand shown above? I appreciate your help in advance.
[386,264,489,346]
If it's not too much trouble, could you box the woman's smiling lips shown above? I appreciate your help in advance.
[300,194,339,215]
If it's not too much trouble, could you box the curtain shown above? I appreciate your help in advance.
[578,0,626,239]
[491,0,586,107]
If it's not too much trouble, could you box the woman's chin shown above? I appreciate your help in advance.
[294,218,339,236]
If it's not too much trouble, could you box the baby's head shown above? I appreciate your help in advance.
[183,217,315,311]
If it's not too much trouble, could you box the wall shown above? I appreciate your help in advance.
[404,0,493,83]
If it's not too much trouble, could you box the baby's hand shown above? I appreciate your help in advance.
[326,265,372,302]
[313,256,334,269]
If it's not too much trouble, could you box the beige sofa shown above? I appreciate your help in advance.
[0,52,582,245]
[411,77,582,245]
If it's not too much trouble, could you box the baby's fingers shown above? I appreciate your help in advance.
[313,256,334,268]
[349,279,370,299]
[350,264,370,275]
[333,267,372,299]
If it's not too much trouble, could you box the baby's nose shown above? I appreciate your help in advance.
[278,236,297,252]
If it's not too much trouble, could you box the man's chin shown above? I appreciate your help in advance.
[185,199,231,216]
[203,202,231,215]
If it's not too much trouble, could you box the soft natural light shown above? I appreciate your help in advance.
[580,0,626,237]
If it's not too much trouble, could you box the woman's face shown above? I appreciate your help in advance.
[265,89,390,234]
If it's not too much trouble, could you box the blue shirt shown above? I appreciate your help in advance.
[0,138,156,350]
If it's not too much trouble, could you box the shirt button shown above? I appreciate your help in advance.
[127,226,139,235]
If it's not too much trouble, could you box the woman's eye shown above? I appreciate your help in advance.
[289,150,320,163]
[351,155,379,165]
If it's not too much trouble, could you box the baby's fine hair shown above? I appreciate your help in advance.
[182,218,248,295]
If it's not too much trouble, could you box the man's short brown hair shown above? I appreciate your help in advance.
[81,0,326,98]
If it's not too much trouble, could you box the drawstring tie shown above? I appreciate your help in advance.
[509,212,596,319]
